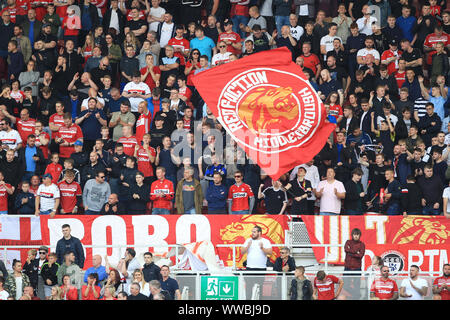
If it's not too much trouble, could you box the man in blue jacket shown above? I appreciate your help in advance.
[206,172,228,214]
[55,224,85,268]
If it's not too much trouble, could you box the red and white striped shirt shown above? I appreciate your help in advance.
[136,111,151,145]
[117,135,138,156]
[15,118,36,143]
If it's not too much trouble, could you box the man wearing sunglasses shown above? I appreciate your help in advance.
[82,170,111,214]
[227,171,255,215]
[36,246,48,299]
[211,40,232,66]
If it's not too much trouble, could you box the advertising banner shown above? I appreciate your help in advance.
[301,215,450,273]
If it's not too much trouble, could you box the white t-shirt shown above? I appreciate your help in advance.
[357,48,380,63]
[0,129,22,155]
[243,238,271,269]
[356,16,378,35]
[123,82,151,112]
[37,183,60,212]
[400,277,428,300]
[149,7,165,32]
[0,289,9,300]
[108,9,120,33]
[443,187,450,212]
[290,25,304,41]
[320,35,342,60]
[377,114,398,128]
[15,276,22,300]
[81,96,105,111]
[159,22,174,48]
[317,179,346,214]
[211,52,232,66]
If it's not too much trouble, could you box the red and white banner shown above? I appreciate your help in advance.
[301,215,450,273]
[0,215,288,269]
[192,47,335,180]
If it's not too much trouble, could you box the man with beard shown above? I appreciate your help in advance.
[433,264,450,300]
[400,265,428,300]
[241,225,272,298]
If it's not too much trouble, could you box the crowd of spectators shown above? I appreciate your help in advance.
[0,0,448,216]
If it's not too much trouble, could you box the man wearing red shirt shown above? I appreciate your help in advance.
[218,19,242,56]
[177,76,193,109]
[0,171,14,214]
[117,125,138,157]
[394,58,407,89]
[1,0,26,24]
[313,271,344,300]
[150,166,174,214]
[30,0,48,21]
[381,40,402,75]
[135,101,151,145]
[57,169,82,214]
[227,171,255,214]
[9,108,36,143]
[424,25,450,65]
[370,266,399,300]
[55,113,83,159]
[134,133,155,182]
[140,54,160,91]
[432,263,450,300]
[49,102,65,138]
[81,273,101,300]
[300,42,321,80]
[168,24,190,66]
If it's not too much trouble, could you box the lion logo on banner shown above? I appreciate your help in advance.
[238,86,299,134]
[392,217,449,245]
[219,215,285,268]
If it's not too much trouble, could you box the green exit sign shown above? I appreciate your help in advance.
[201,276,239,300]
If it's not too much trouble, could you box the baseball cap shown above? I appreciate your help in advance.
[39,246,49,253]
[43,173,52,180]
[224,18,233,25]
[74,140,83,146]
[390,39,398,46]
[43,23,51,28]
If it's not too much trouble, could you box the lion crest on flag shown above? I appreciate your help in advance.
[238,86,299,134]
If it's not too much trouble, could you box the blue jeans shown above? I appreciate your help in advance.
[184,208,196,214]
[422,205,441,215]
[231,15,249,38]
[231,210,249,215]
[386,203,400,215]
[84,210,101,215]
[0,211,7,215]
[40,209,53,215]
[275,15,290,34]
[152,208,170,215]
[320,212,338,216]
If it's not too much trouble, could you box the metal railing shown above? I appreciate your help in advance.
[1,243,346,272]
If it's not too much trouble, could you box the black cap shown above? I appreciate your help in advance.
[390,39,398,46]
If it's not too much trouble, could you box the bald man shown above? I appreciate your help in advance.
[83,254,108,286]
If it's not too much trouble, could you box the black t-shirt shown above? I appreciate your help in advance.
[350,0,369,20]
[401,48,423,76]
[326,65,348,88]
[262,187,288,214]
[126,19,147,43]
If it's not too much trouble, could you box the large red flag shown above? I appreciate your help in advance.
[192,47,335,180]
